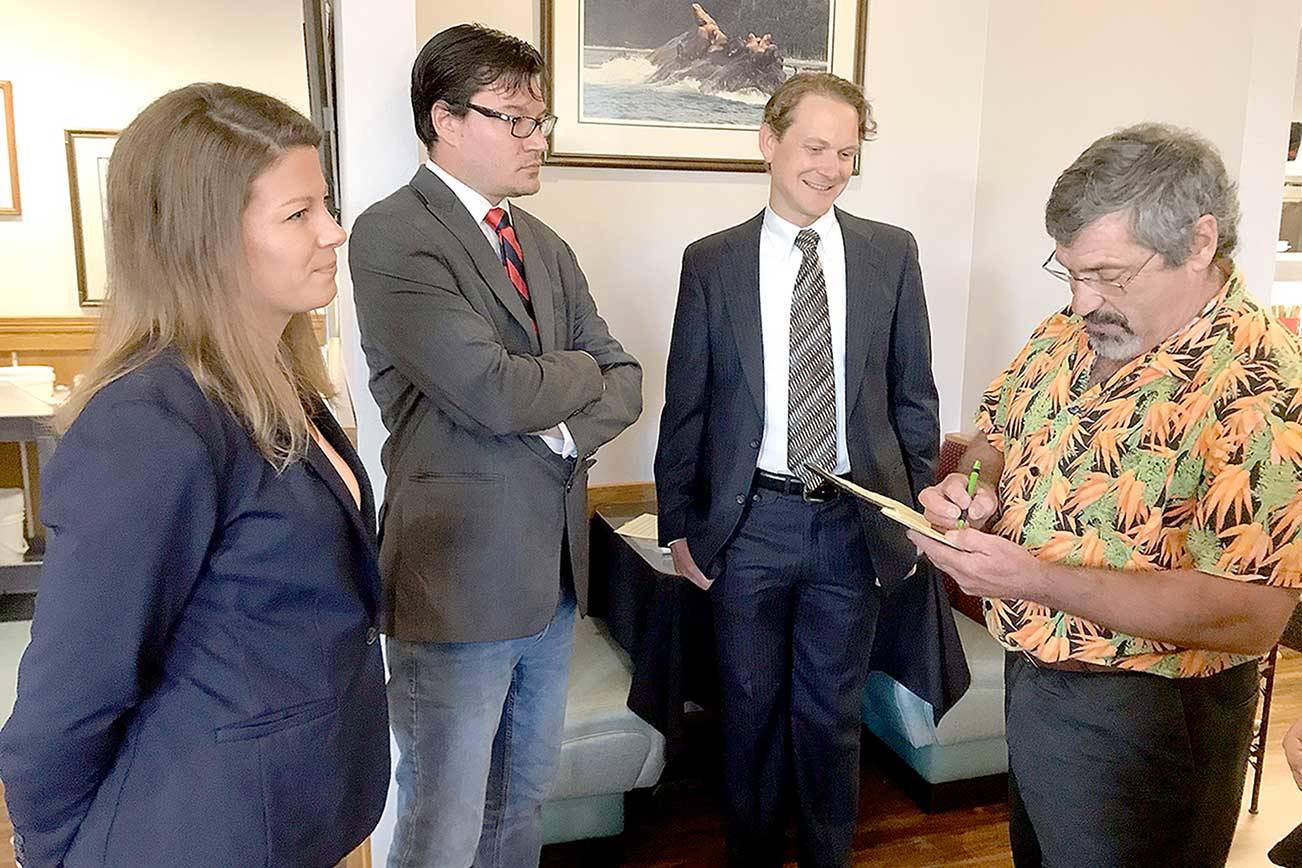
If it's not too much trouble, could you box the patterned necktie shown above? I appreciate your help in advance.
[788,228,837,488]
[484,207,538,333]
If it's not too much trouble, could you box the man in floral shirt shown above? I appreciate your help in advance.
[914,123,1302,868]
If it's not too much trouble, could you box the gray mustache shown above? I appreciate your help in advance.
[1084,311,1132,331]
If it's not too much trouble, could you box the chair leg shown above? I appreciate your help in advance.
[1248,645,1279,815]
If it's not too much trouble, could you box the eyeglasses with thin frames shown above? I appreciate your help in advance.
[1041,249,1158,296]
[464,102,558,139]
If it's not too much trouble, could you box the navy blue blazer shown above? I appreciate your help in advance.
[654,211,971,720]
[0,353,390,868]
[655,209,940,591]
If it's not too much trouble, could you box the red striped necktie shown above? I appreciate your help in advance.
[484,207,538,333]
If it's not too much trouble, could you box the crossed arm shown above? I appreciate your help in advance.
[350,213,640,453]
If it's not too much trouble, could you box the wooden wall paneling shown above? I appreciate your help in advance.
[586,481,655,517]
[0,317,98,386]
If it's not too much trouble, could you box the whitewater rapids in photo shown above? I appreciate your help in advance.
[581,46,772,128]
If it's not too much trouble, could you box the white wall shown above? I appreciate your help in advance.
[408,0,990,483]
[1239,0,1302,306]
[0,0,308,316]
[333,5,419,861]
[1294,29,1302,120]
[961,0,1301,421]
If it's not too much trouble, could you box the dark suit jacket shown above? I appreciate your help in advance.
[655,209,939,591]
[0,352,390,868]
[350,168,642,643]
[655,209,970,719]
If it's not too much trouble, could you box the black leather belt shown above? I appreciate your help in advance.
[752,470,847,502]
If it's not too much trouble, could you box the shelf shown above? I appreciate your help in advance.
[0,557,40,595]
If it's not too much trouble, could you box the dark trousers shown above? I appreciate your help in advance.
[1005,652,1258,868]
[710,489,879,868]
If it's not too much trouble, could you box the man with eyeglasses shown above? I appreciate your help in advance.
[912,123,1302,867]
[350,23,642,868]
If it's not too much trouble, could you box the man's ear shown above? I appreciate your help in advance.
[1187,213,1219,271]
[430,100,459,149]
[759,122,778,167]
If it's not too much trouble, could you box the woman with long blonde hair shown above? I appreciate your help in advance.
[0,83,389,868]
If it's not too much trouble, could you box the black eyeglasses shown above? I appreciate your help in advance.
[464,103,558,138]
[1041,249,1158,297]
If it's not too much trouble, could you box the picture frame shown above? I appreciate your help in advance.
[64,129,119,307]
[0,81,21,215]
[540,0,869,172]
[303,0,341,220]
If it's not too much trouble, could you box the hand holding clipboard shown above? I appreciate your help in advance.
[803,465,971,551]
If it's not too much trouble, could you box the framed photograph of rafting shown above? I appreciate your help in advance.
[541,0,869,171]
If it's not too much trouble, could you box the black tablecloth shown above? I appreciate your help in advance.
[587,504,970,759]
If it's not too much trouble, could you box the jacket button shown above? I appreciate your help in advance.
[749,439,760,449]
[736,494,746,504]
[365,626,379,645]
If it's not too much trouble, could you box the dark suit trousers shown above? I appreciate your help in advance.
[1005,652,1258,868]
[710,486,880,868]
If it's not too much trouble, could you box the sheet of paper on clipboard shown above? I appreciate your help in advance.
[615,513,660,542]
[804,465,970,551]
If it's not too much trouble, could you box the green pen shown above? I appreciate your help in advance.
[957,459,982,529]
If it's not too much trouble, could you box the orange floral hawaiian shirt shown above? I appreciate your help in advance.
[975,269,1302,677]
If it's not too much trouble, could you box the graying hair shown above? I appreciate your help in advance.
[1045,123,1239,265]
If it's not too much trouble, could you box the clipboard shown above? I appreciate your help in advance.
[805,465,970,551]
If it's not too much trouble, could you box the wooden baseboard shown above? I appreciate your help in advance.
[586,481,654,517]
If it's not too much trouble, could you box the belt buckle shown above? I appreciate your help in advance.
[802,483,831,503]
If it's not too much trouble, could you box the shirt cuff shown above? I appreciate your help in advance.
[538,423,578,458]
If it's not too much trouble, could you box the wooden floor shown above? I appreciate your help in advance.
[540,742,1014,868]
[0,651,1294,868]
[543,648,1302,868]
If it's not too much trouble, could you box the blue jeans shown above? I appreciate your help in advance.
[385,591,576,868]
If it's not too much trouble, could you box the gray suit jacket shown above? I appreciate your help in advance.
[350,168,642,643]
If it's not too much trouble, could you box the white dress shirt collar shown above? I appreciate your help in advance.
[424,159,510,227]
[761,206,840,251]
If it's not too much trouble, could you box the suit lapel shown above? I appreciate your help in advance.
[722,212,766,417]
[838,209,885,411]
[510,211,557,353]
[304,401,381,613]
[407,169,540,349]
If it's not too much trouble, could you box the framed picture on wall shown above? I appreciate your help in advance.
[303,0,341,220]
[540,0,869,171]
[0,81,20,215]
[65,129,118,307]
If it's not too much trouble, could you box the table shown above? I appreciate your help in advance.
[588,500,972,769]
[0,381,56,594]
[588,502,719,766]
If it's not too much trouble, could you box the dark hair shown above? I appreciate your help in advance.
[411,23,546,150]
[1045,123,1239,265]
[762,72,877,141]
